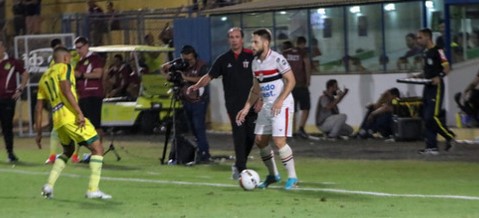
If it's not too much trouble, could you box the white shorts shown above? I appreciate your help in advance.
[254,102,294,137]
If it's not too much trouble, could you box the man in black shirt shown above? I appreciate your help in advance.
[188,27,260,179]
[415,28,455,155]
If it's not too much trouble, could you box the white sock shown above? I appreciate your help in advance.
[278,144,297,179]
[259,145,279,176]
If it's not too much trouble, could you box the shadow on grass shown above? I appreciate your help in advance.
[0,161,44,167]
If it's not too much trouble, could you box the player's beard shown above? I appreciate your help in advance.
[254,48,264,58]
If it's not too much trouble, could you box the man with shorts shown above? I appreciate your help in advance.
[282,37,312,139]
[236,28,298,190]
[74,36,105,143]
[36,47,111,199]
[188,27,260,179]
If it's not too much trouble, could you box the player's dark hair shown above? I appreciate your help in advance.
[253,28,271,42]
[228,27,244,38]
[419,28,433,40]
[53,46,69,62]
[297,36,307,45]
[50,38,62,48]
[326,79,337,89]
[74,36,89,45]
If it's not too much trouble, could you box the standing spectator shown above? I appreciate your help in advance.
[74,36,105,149]
[36,47,111,199]
[414,28,455,155]
[315,79,353,140]
[12,0,26,36]
[87,0,106,46]
[0,40,29,162]
[236,28,298,190]
[397,33,423,70]
[435,19,445,50]
[159,22,174,61]
[143,33,162,74]
[187,27,259,179]
[23,0,41,34]
[282,37,312,139]
[161,45,211,164]
[106,1,120,31]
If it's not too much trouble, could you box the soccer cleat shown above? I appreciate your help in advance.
[41,184,53,199]
[284,178,298,190]
[86,190,112,199]
[231,165,240,180]
[44,155,56,164]
[7,153,19,163]
[445,139,456,152]
[258,175,281,189]
[418,148,439,155]
[71,154,80,163]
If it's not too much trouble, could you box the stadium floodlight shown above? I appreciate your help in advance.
[349,6,360,14]
[425,1,434,9]
[384,3,396,12]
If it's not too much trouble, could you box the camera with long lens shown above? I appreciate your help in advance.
[167,58,189,86]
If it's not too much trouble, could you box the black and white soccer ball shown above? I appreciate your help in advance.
[239,169,260,191]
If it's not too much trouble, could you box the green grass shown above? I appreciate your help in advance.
[1,137,479,218]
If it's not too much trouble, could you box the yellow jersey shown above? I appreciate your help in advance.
[37,63,78,129]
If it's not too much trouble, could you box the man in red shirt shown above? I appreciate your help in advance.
[74,36,105,142]
[0,40,29,162]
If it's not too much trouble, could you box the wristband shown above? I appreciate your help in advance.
[439,72,446,78]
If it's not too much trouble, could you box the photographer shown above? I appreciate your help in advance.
[315,79,353,140]
[161,45,211,164]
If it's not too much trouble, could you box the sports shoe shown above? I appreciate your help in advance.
[231,165,240,180]
[284,178,298,190]
[44,154,56,164]
[41,184,53,199]
[297,128,309,139]
[445,139,456,152]
[86,190,112,199]
[7,153,19,163]
[71,154,80,163]
[258,175,281,189]
[418,148,439,155]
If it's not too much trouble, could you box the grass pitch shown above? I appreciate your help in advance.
[1,135,479,218]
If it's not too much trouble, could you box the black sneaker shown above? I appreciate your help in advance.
[418,148,439,155]
[7,153,19,163]
[445,139,456,152]
[297,128,309,139]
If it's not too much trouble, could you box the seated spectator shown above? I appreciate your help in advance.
[105,54,132,98]
[315,79,353,140]
[357,88,401,139]
[455,71,479,124]
[397,33,422,70]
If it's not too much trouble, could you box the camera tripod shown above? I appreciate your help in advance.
[160,87,182,165]
[103,128,122,161]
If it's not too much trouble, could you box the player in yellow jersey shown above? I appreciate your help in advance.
[35,47,112,199]
[44,38,82,164]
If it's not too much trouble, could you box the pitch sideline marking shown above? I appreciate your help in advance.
[2,168,479,201]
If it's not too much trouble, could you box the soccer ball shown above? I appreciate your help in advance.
[239,169,260,191]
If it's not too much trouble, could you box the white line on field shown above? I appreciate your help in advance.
[2,168,479,201]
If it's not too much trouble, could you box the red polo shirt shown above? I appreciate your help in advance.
[75,52,105,98]
[0,54,26,99]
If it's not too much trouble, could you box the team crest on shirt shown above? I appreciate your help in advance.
[243,60,249,68]
[4,63,11,70]
[227,63,232,68]
[84,60,89,65]
[258,72,264,81]
[427,58,433,65]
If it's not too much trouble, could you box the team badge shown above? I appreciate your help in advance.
[227,63,232,68]
[4,63,11,70]
[258,72,264,81]
[243,60,249,68]
[84,60,89,65]
[427,58,433,65]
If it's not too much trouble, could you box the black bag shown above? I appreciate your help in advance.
[168,135,196,165]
